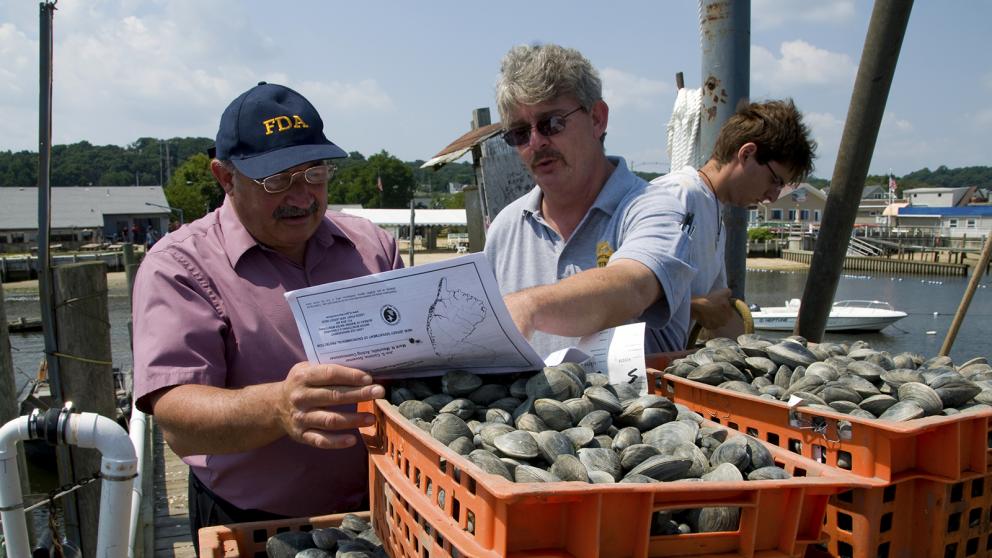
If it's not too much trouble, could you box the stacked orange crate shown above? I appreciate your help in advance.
[649,369,992,558]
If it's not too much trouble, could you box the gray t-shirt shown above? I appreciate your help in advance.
[484,157,695,356]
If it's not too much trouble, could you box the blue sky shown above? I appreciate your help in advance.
[1,1,989,178]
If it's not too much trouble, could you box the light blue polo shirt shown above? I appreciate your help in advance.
[484,157,695,356]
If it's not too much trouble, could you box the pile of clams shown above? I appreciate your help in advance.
[265,513,388,558]
[387,365,795,535]
[666,335,992,422]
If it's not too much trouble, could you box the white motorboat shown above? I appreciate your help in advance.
[750,299,907,332]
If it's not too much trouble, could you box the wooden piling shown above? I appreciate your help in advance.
[0,282,32,510]
[53,262,117,558]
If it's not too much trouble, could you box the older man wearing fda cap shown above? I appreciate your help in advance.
[132,82,402,546]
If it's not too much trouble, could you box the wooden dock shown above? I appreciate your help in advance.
[151,421,195,557]
[782,249,971,276]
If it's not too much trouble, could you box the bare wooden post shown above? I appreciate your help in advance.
[54,262,117,558]
[941,234,992,357]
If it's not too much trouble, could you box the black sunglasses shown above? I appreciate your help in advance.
[502,106,586,147]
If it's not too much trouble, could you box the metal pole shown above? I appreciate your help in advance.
[794,0,914,341]
[940,233,992,356]
[408,199,415,266]
[699,0,750,300]
[37,0,83,546]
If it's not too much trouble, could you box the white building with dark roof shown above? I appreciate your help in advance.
[0,186,170,252]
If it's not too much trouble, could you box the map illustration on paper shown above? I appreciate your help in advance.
[426,277,497,361]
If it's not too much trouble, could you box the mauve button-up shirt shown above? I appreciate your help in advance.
[132,199,402,516]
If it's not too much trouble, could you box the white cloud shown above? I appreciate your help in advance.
[881,112,913,134]
[752,41,855,90]
[753,0,856,29]
[974,108,992,130]
[4,1,396,149]
[601,68,670,111]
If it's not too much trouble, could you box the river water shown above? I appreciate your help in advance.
[5,268,992,385]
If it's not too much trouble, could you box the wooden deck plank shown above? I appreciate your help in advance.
[151,421,196,558]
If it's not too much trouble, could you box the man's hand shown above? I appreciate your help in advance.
[690,287,733,330]
[278,363,385,450]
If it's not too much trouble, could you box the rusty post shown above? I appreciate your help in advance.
[699,0,750,300]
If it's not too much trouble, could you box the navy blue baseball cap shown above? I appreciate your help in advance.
[214,82,347,179]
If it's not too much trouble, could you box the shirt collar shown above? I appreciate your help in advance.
[219,198,355,268]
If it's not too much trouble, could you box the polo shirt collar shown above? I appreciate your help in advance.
[219,199,355,268]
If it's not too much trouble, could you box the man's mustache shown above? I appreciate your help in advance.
[530,148,564,169]
[273,201,319,219]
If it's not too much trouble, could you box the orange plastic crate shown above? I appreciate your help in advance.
[359,398,872,558]
[197,510,371,557]
[648,370,992,483]
[809,471,992,558]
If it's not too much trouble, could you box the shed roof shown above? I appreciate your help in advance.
[421,123,503,169]
[0,186,169,230]
[338,208,466,226]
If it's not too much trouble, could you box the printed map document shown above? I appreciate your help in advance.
[285,253,646,384]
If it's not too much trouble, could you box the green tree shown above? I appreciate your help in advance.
[164,153,219,223]
[327,151,414,208]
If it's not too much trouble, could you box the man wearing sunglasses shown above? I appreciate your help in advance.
[651,99,816,343]
[484,43,696,356]
[131,82,402,546]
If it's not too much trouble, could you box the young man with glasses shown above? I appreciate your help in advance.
[650,99,816,343]
[131,82,402,547]
[484,43,696,356]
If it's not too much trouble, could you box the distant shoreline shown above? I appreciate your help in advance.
[1,256,810,295]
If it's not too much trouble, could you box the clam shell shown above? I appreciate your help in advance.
[514,412,549,433]
[430,413,473,445]
[710,438,750,472]
[562,397,596,424]
[878,400,925,422]
[625,454,693,481]
[533,398,574,431]
[766,341,817,368]
[846,361,885,383]
[467,384,509,406]
[588,470,616,484]
[422,393,454,412]
[782,375,825,398]
[577,410,613,435]
[484,408,513,425]
[442,370,483,397]
[584,386,624,414]
[702,462,743,482]
[611,426,643,453]
[687,363,729,386]
[561,426,596,449]
[526,367,581,401]
[578,448,623,481]
[747,466,792,480]
[880,369,925,390]
[493,430,540,459]
[478,423,516,446]
[439,398,476,420]
[859,394,898,416]
[897,382,943,416]
[448,436,475,455]
[398,400,437,422]
[697,507,741,533]
[489,397,523,414]
[536,430,577,463]
[550,454,590,482]
[514,464,559,483]
[619,444,661,471]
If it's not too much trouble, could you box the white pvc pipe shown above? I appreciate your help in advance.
[65,412,138,558]
[126,409,148,558]
[0,415,33,558]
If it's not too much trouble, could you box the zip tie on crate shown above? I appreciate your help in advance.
[792,412,842,444]
[49,351,113,366]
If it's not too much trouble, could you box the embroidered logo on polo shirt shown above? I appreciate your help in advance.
[596,241,613,268]
[262,115,310,135]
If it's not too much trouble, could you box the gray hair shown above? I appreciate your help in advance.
[496,43,602,124]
